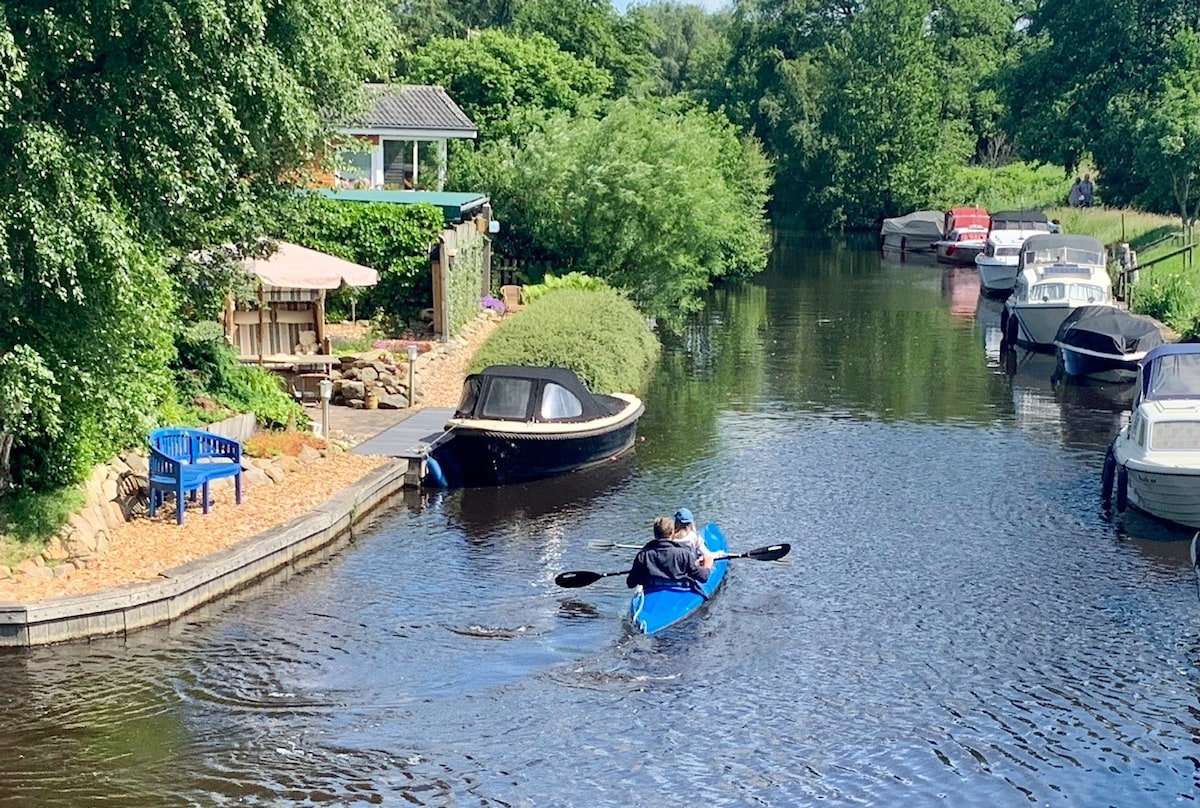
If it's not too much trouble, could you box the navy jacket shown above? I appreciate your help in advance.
[626,537,710,589]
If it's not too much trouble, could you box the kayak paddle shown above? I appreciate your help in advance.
[553,543,791,588]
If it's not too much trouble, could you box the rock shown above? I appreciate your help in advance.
[244,467,271,486]
[42,537,70,562]
[340,380,366,401]
[378,394,409,410]
[264,465,287,484]
[298,445,323,464]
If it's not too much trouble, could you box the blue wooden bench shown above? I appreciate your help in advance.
[148,427,243,525]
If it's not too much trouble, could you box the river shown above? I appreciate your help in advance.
[2,234,1198,806]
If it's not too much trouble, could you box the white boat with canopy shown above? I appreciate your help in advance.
[1105,344,1200,528]
[1001,234,1111,350]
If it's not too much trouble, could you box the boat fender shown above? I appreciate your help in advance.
[424,456,448,488]
[1101,447,1116,506]
[1115,465,1128,512]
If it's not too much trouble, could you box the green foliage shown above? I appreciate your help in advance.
[469,288,661,394]
[469,97,770,326]
[512,0,656,96]
[171,323,306,429]
[0,485,85,544]
[627,2,731,98]
[521,272,609,302]
[400,30,612,143]
[938,162,1073,212]
[1130,270,1200,337]
[276,196,445,331]
[814,0,972,227]
[1001,0,1191,209]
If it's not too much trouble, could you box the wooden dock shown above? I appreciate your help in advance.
[351,407,453,460]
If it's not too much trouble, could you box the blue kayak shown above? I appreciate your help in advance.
[627,523,729,634]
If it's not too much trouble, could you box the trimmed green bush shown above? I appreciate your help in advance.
[469,288,660,394]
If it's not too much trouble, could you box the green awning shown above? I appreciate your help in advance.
[317,189,489,224]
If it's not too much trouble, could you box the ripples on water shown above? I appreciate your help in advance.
[2,241,1200,805]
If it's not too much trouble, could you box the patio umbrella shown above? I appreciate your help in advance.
[244,242,379,289]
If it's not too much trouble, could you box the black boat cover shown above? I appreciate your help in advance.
[989,210,1051,231]
[1054,306,1163,357]
[452,365,625,422]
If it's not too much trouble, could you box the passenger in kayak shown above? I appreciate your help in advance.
[672,508,716,565]
[627,516,713,590]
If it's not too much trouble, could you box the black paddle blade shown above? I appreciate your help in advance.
[555,570,609,588]
[738,543,791,562]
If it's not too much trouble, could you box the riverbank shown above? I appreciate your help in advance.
[0,313,503,607]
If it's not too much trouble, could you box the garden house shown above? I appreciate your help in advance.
[334,84,477,190]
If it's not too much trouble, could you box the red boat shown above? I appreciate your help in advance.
[933,207,990,265]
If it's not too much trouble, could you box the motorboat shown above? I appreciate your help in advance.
[1105,344,1200,528]
[880,210,944,253]
[1054,305,1163,383]
[423,365,644,487]
[1001,234,1112,351]
[975,210,1053,297]
[933,207,990,264]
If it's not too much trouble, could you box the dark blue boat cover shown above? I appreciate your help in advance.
[1055,305,1163,357]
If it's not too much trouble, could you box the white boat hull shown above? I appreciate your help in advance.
[976,257,1018,296]
[1112,431,1200,528]
[1006,302,1076,349]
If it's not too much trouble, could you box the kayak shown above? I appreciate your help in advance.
[627,523,729,634]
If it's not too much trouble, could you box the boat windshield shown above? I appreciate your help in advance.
[1025,246,1104,267]
[480,377,533,419]
[1146,353,1200,399]
[1028,282,1105,303]
[540,382,584,419]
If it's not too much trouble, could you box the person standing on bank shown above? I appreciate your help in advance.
[627,516,713,590]
[1068,177,1083,208]
[1080,174,1095,207]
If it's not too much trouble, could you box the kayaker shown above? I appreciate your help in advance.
[627,516,713,590]
[673,508,717,565]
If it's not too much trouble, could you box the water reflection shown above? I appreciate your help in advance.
[941,265,981,321]
[976,294,1005,366]
[1002,346,1127,453]
[439,453,637,541]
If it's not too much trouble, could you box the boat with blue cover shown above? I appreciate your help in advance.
[628,523,729,634]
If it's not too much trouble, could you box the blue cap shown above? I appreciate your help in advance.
[674,508,694,524]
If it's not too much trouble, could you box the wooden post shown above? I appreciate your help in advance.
[256,284,266,367]
[315,290,327,351]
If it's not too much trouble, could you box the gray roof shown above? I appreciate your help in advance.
[350,84,477,137]
[1022,233,1104,252]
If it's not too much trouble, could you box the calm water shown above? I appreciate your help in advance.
[3,235,1199,806]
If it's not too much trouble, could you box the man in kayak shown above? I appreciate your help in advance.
[672,508,716,565]
[627,516,714,590]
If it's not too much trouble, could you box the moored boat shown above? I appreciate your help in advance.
[1105,344,1200,528]
[628,523,729,634]
[975,210,1052,297]
[1002,234,1112,350]
[1054,305,1163,383]
[424,365,644,488]
[880,210,944,253]
[933,207,990,264]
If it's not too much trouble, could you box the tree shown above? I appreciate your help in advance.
[1131,32,1200,230]
[468,98,771,325]
[0,0,398,488]
[814,0,970,226]
[400,30,612,143]
[512,0,657,95]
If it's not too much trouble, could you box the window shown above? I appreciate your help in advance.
[540,383,583,420]
[480,378,531,420]
[1150,421,1200,451]
[336,150,372,184]
[1068,284,1105,303]
[1030,282,1065,302]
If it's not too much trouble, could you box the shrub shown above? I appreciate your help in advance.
[0,485,86,545]
[468,288,660,393]
[171,323,306,429]
[1130,271,1200,336]
[521,272,609,303]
